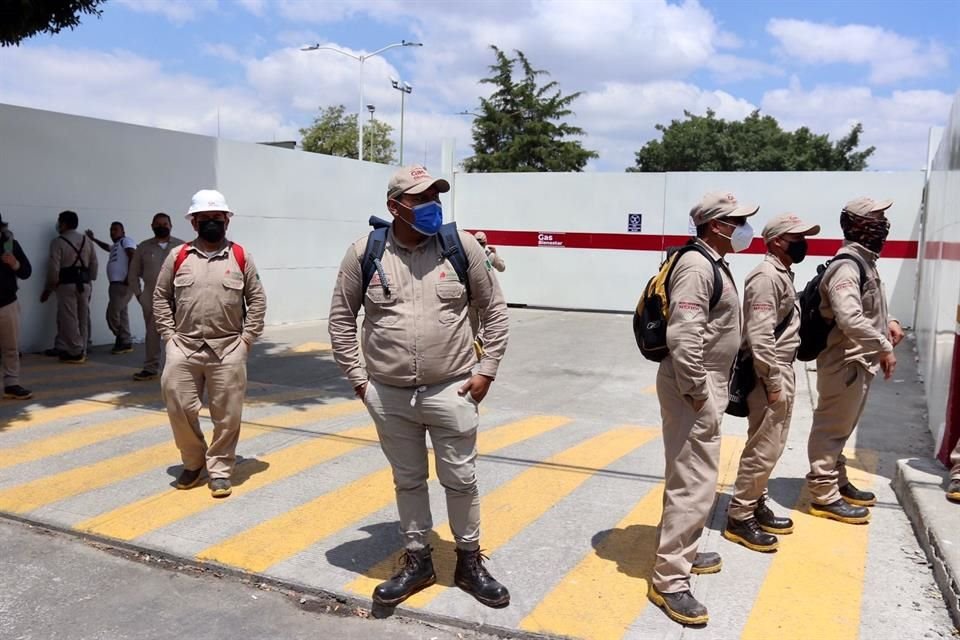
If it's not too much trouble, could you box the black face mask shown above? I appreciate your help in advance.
[786,239,808,263]
[198,219,226,243]
[152,226,171,239]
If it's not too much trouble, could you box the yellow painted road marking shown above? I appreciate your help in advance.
[0,400,364,514]
[521,435,744,638]
[198,416,572,572]
[286,342,332,355]
[642,384,658,394]
[78,423,380,539]
[348,426,661,606]
[0,392,163,433]
[740,448,879,640]
[0,386,329,471]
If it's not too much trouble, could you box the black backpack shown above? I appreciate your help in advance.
[726,307,795,417]
[633,240,722,362]
[360,216,470,300]
[797,254,866,362]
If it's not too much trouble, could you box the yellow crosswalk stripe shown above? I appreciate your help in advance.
[197,416,572,573]
[77,423,380,539]
[0,386,328,471]
[520,436,745,638]
[1,392,163,432]
[348,425,661,606]
[740,448,879,640]
[285,342,332,355]
[0,399,364,514]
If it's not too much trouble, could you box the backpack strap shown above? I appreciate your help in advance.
[361,225,390,298]
[436,222,471,301]
[173,244,191,275]
[829,254,868,293]
[230,242,246,273]
[773,306,795,339]
[61,235,87,268]
[666,241,722,310]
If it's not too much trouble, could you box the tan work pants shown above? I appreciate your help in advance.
[363,375,481,552]
[56,283,91,356]
[807,363,873,504]
[139,292,162,374]
[0,301,20,386]
[950,437,960,480]
[161,340,248,479]
[728,365,796,521]
[107,282,132,344]
[652,366,725,593]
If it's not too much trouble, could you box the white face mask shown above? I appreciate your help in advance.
[717,219,753,253]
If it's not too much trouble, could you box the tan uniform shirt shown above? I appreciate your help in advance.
[744,253,800,394]
[328,227,509,388]
[46,230,98,288]
[485,247,506,272]
[661,239,741,403]
[127,236,185,300]
[818,241,894,374]
[153,241,267,358]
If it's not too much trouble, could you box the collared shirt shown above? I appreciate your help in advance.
[743,253,801,393]
[328,225,509,388]
[152,240,267,358]
[661,238,741,402]
[107,236,137,283]
[47,230,98,289]
[818,241,893,374]
[128,235,185,299]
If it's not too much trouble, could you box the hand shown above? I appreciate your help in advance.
[889,320,905,348]
[692,397,706,412]
[40,290,51,303]
[459,374,493,404]
[0,253,18,270]
[767,389,781,404]
[84,229,95,239]
[880,351,897,380]
[355,382,368,401]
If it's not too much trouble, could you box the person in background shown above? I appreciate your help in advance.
[87,222,136,354]
[0,211,33,399]
[474,231,506,272]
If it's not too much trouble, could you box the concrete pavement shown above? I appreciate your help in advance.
[0,309,956,639]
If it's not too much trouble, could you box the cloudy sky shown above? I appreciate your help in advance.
[1,0,957,171]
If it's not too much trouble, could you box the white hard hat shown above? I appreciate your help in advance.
[186,189,233,220]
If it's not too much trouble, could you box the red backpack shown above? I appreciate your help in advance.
[174,242,246,274]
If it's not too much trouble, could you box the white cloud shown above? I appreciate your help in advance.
[203,43,243,63]
[115,0,218,24]
[237,0,266,16]
[761,78,955,170]
[767,18,950,84]
[707,55,784,83]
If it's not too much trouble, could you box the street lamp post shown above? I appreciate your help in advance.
[390,77,413,165]
[301,40,423,162]
[366,104,376,162]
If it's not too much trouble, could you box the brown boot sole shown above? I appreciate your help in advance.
[722,529,779,553]
[454,578,510,608]
[691,560,722,575]
[841,495,877,507]
[372,575,436,607]
[3,392,33,400]
[809,505,870,524]
[647,585,708,625]
[946,491,960,503]
[175,473,207,490]
[759,522,794,535]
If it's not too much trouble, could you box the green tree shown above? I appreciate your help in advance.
[463,46,597,173]
[1,0,105,46]
[299,105,397,164]
[628,109,875,172]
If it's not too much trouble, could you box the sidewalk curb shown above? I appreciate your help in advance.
[892,458,960,630]
[0,512,561,640]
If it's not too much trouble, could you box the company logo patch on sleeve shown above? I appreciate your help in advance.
[834,280,855,292]
[676,301,702,319]
[752,302,774,313]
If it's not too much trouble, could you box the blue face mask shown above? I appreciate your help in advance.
[408,201,443,236]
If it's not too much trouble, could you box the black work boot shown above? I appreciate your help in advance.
[372,546,436,607]
[723,517,779,552]
[839,481,876,506]
[809,499,870,524]
[755,495,794,534]
[647,584,709,625]
[691,551,722,575]
[454,548,510,608]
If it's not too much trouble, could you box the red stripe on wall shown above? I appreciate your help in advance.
[469,230,919,259]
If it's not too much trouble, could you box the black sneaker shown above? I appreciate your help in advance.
[132,370,158,381]
[809,499,870,524]
[175,467,205,489]
[59,353,87,364]
[210,478,232,498]
[691,551,722,575]
[43,348,61,357]
[946,479,960,503]
[454,548,510,608]
[755,495,794,534]
[647,584,709,625]
[3,385,33,400]
[112,343,134,355]
[723,517,779,552]
[839,481,876,507]
[373,546,437,607]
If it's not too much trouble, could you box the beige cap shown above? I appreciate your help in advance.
[474,231,488,244]
[842,196,893,218]
[690,191,759,226]
[387,165,450,199]
[762,213,821,243]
